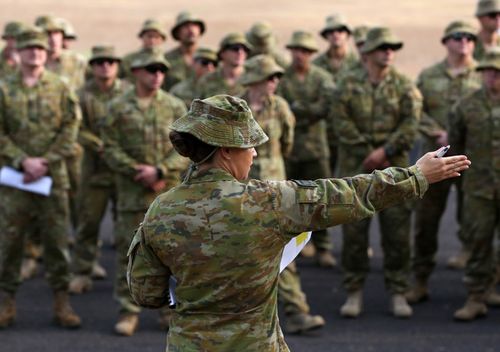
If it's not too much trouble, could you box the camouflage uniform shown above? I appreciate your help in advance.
[71,77,130,276]
[474,37,500,61]
[0,21,25,76]
[313,51,359,82]
[163,47,195,91]
[246,22,289,68]
[102,86,187,314]
[197,67,246,98]
[333,65,422,294]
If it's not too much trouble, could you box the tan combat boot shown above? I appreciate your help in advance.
[68,275,93,294]
[340,290,363,318]
[53,291,81,328]
[485,290,500,306]
[446,249,470,270]
[454,295,487,321]
[390,294,413,318]
[115,313,139,336]
[300,242,316,258]
[20,258,38,280]
[91,262,107,280]
[316,250,337,268]
[284,312,325,334]
[405,279,429,304]
[0,291,16,328]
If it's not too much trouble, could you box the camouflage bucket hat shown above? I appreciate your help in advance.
[246,21,273,46]
[320,14,351,38]
[353,25,369,45]
[60,18,77,39]
[138,19,167,40]
[194,47,218,63]
[441,20,477,43]
[35,15,65,32]
[476,0,500,16]
[16,26,48,50]
[171,11,205,41]
[2,21,26,39]
[286,30,319,52]
[239,54,284,86]
[130,48,171,70]
[171,95,269,148]
[360,27,403,54]
[89,45,121,64]
[476,47,500,71]
[218,32,253,55]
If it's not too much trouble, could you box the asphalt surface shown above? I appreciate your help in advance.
[2,187,500,352]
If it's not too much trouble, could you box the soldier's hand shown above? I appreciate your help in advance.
[22,157,48,183]
[363,147,387,172]
[134,164,158,187]
[416,149,470,184]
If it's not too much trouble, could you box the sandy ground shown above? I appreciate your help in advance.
[0,0,482,78]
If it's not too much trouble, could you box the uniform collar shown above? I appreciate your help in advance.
[187,167,237,184]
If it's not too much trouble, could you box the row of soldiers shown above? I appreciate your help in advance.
[1,0,500,338]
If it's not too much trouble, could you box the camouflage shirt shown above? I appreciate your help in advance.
[46,50,87,90]
[473,36,500,62]
[248,48,289,69]
[163,47,195,91]
[241,93,295,180]
[128,165,428,352]
[169,76,198,108]
[449,86,500,200]
[78,78,130,186]
[102,88,188,211]
[197,66,246,99]
[332,66,422,174]
[277,64,334,162]
[417,59,481,151]
[0,70,80,189]
[0,49,18,77]
[312,50,359,82]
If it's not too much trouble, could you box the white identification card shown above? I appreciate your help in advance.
[280,232,312,273]
[0,166,53,196]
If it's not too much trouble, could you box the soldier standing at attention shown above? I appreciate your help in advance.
[277,31,337,268]
[450,48,500,321]
[102,51,187,336]
[69,46,130,294]
[332,27,422,318]
[0,26,81,328]
[0,22,25,75]
[163,11,206,90]
[170,47,217,108]
[245,21,289,68]
[197,32,251,98]
[59,18,78,51]
[405,21,482,304]
[474,0,500,61]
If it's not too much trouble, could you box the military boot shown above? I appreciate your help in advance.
[316,250,336,268]
[20,258,38,280]
[300,242,316,258]
[284,312,325,334]
[53,291,81,328]
[390,294,413,318]
[446,249,470,270]
[91,262,107,280]
[485,290,500,306]
[115,313,139,336]
[340,290,363,318]
[405,279,429,304]
[454,296,487,321]
[68,275,93,294]
[0,291,16,328]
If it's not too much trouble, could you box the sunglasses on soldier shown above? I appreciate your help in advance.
[144,64,168,74]
[376,44,400,51]
[487,12,500,19]
[196,58,217,67]
[448,33,476,42]
[267,73,282,82]
[225,44,248,53]
[91,58,117,66]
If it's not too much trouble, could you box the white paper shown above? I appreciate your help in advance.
[0,166,53,196]
[280,232,312,273]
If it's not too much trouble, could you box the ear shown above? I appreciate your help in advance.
[218,147,232,160]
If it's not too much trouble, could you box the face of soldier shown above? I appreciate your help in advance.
[478,13,500,33]
[134,64,166,92]
[482,68,500,93]
[368,45,396,68]
[194,58,216,78]
[177,22,202,46]
[91,58,119,80]
[325,28,350,49]
[63,38,75,50]
[220,44,247,68]
[141,30,164,49]
[47,30,64,55]
[18,46,47,68]
[3,37,16,50]
[225,147,257,180]
[444,33,475,57]
[290,47,313,70]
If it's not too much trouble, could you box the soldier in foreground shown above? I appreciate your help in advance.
[474,0,500,61]
[0,26,81,328]
[127,94,469,351]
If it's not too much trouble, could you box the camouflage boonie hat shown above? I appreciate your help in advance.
[441,20,477,43]
[353,25,369,45]
[130,48,170,70]
[60,18,77,39]
[2,21,26,39]
[246,21,274,46]
[239,55,284,86]
[286,30,319,52]
[138,19,167,40]
[16,26,48,50]
[35,15,65,32]
[476,47,500,71]
[89,45,121,64]
[171,95,268,148]
[320,14,352,38]
[476,0,500,16]
[171,11,205,41]
[218,32,253,55]
[194,47,218,63]
[360,27,403,54]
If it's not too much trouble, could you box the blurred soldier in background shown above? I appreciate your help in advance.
[0,21,25,75]
[246,21,289,68]
[352,25,369,54]
[474,0,500,61]
[59,17,78,50]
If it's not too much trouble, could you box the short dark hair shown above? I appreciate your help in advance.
[169,131,217,163]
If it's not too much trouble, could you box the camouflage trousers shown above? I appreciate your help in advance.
[412,178,463,281]
[0,186,70,294]
[71,182,116,275]
[66,144,83,228]
[341,203,412,293]
[462,194,499,295]
[285,158,333,251]
[278,261,309,315]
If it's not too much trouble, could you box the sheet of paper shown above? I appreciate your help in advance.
[280,232,312,273]
[0,166,53,196]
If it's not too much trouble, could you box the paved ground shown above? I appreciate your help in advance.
[2,188,500,352]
